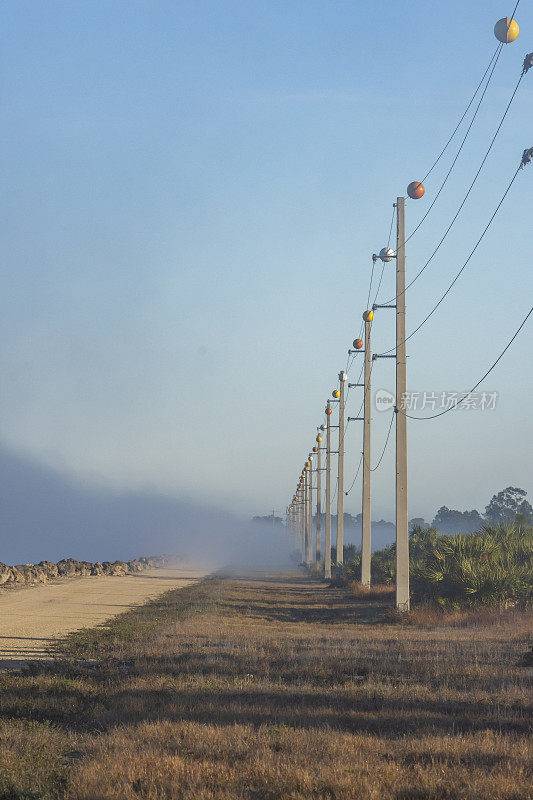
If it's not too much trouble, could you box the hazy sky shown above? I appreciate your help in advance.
[1,0,532,527]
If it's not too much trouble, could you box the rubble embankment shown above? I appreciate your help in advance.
[0,555,172,588]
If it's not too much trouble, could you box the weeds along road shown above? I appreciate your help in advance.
[0,566,207,666]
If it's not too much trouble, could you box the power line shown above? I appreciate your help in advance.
[377,162,522,356]
[381,67,526,307]
[347,251,381,376]
[416,44,501,187]
[386,204,396,248]
[345,452,363,495]
[288,2,524,538]
[365,255,376,310]
[371,206,395,309]
[509,0,521,24]
[404,43,503,245]
[348,205,396,378]
[361,410,395,473]
[400,304,533,420]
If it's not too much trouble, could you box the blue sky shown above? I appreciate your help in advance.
[0,0,532,525]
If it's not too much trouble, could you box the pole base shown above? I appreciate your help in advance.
[395,599,410,613]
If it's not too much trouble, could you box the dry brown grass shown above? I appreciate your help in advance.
[0,574,531,799]
[386,601,532,629]
[349,581,395,602]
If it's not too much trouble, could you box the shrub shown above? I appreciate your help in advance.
[342,523,533,608]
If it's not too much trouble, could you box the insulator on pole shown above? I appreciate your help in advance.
[521,147,533,168]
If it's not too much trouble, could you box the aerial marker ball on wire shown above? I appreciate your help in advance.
[313,446,318,453]
[379,247,395,262]
[332,389,340,398]
[362,310,374,322]
[353,338,363,349]
[407,181,425,199]
[494,17,519,43]
[326,406,333,415]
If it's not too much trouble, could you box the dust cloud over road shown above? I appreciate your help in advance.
[0,442,293,571]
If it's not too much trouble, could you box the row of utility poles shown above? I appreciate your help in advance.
[284,22,528,611]
[286,194,412,611]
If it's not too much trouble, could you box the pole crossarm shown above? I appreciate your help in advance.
[347,417,363,422]
[373,354,396,360]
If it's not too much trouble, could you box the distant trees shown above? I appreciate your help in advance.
[276,486,532,549]
[429,488,533,535]
[343,488,533,540]
[339,489,533,539]
[485,487,533,526]
[431,507,484,535]
[410,517,429,531]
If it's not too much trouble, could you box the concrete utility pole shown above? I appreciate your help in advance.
[316,437,322,564]
[325,403,332,579]
[307,456,313,565]
[304,469,309,565]
[395,196,409,611]
[336,370,347,575]
[361,318,372,586]
[290,505,294,550]
[295,496,298,554]
[299,488,305,561]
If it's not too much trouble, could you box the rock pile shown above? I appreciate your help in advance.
[0,555,171,588]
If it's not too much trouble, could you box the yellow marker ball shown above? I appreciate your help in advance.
[332,389,340,398]
[316,435,322,442]
[363,310,374,322]
[494,17,519,43]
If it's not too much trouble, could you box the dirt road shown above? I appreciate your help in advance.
[0,566,206,666]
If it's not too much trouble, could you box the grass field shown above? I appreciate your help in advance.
[0,573,531,799]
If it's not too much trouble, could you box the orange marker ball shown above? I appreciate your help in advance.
[407,181,425,199]
[353,338,363,349]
